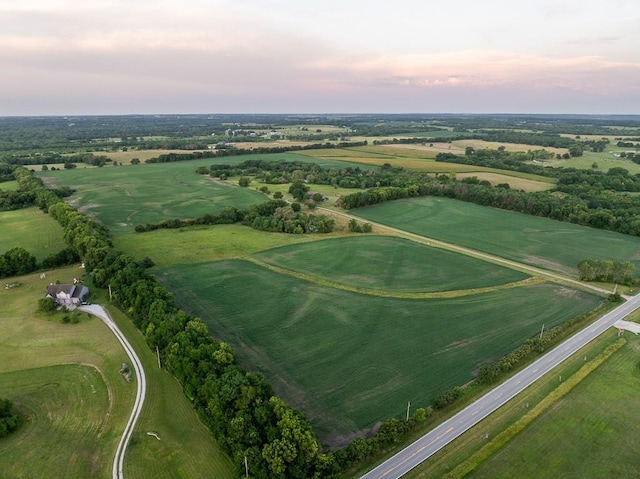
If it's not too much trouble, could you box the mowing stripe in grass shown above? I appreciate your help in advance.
[244,256,544,299]
[443,338,627,479]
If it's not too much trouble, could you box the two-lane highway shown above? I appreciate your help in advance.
[360,294,640,479]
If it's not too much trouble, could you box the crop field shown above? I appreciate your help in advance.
[157,259,600,444]
[0,268,236,478]
[0,207,66,260]
[452,139,568,155]
[39,152,375,234]
[351,196,640,276]
[299,147,557,185]
[454,172,555,192]
[468,336,640,479]
[253,236,529,293]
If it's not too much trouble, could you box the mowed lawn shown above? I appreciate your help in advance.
[469,337,640,479]
[253,236,529,293]
[39,152,375,234]
[0,207,66,260]
[0,268,236,479]
[351,196,640,276]
[157,259,600,444]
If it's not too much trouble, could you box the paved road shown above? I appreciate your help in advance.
[80,305,147,479]
[360,293,640,479]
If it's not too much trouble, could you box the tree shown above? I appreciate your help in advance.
[130,158,140,165]
[0,399,20,438]
[238,177,251,187]
[38,297,58,312]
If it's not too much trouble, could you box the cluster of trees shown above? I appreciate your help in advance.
[134,200,335,235]
[577,259,635,285]
[0,399,20,438]
[203,159,423,192]
[0,247,37,279]
[347,219,372,233]
[556,167,640,193]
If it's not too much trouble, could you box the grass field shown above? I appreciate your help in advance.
[468,336,640,478]
[156,259,600,445]
[39,152,375,234]
[253,236,529,293]
[351,196,640,276]
[0,207,66,260]
[0,180,19,190]
[0,268,236,478]
[113,223,336,268]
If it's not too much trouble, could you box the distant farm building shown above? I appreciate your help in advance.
[45,284,89,306]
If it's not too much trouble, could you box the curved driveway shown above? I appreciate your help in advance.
[80,304,146,479]
[360,294,640,479]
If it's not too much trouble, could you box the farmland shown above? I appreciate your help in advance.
[157,258,600,444]
[39,152,377,234]
[0,207,66,261]
[253,236,529,293]
[351,196,640,276]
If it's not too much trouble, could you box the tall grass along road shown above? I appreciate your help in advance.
[359,294,640,479]
[80,305,146,479]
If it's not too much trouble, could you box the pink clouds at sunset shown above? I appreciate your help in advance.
[1,0,639,114]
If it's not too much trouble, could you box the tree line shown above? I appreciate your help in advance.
[134,200,335,235]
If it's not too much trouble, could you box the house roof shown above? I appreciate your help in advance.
[46,284,88,298]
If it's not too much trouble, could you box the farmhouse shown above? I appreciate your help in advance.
[45,284,89,306]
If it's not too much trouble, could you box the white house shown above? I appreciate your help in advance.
[46,284,89,306]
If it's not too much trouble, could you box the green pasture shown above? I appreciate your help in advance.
[0,366,113,478]
[114,223,347,269]
[39,152,375,234]
[352,196,640,276]
[157,259,600,444]
[0,268,236,478]
[253,236,529,293]
[0,180,19,191]
[0,207,66,260]
[468,336,640,479]
[543,150,640,174]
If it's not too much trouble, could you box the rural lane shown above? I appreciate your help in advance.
[359,293,640,479]
[79,304,146,479]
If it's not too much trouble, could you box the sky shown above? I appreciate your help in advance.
[2,0,640,115]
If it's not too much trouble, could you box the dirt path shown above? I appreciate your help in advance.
[80,304,146,479]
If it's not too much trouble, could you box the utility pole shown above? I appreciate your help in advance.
[244,455,249,477]
[539,323,545,340]
[406,401,411,421]
[156,346,161,369]
[108,284,112,300]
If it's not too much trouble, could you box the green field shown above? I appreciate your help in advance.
[39,153,377,234]
[468,337,640,478]
[0,268,236,478]
[253,236,529,293]
[0,180,19,191]
[351,196,640,276]
[114,223,346,269]
[0,207,66,260]
[157,259,600,445]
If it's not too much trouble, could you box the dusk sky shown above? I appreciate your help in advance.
[2,0,640,115]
